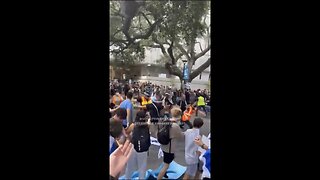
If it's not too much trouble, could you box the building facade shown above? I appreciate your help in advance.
[109,63,210,90]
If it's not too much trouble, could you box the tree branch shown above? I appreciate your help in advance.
[167,41,176,64]
[112,29,123,38]
[195,44,211,60]
[141,12,152,26]
[190,39,196,59]
[125,18,162,44]
[175,53,184,61]
[148,45,162,48]
[175,43,191,60]
[165,63,183,78]
[189,57,211,81]
[132,18,161,39]
[196,42,203,52]
[110,37,128,44]
[152,35,170,59]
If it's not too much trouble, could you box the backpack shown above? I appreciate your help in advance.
[132,126,151,152]
[157,120,172,145]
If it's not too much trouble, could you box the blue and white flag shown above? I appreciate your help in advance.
[109,136,117,155]
[200,149,211,179]
[150,136,160,146]
[150,136,163,159]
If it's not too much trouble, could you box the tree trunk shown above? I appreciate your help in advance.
[180,78,184,91]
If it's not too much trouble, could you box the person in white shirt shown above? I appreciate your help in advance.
[183,117,204,180]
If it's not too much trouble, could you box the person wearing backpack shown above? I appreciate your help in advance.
[157,107,184,180]
[124,111,151,180]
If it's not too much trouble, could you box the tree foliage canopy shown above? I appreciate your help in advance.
[110,0,211,83]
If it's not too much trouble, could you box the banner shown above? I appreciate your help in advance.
[183,64,189,80]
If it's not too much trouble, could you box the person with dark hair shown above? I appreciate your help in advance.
[145,92,163,137]
[111,108,129,149]
[117,83,123,94]
[185,88,190,104]
[172,90,177,105]
[109,118,124,155]
[177,94,188,113]
[110,87,116,97]
[124,83,130,96]
[189,91,197,105]
[162,93,173,119]
[113,108,127,128]
[119,91,134,127]
[183,118,204,180]
[124,110,151,179]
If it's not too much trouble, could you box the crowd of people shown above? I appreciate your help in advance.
[109,80,211,180]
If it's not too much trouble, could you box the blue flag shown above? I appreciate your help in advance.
[183,64,189,80]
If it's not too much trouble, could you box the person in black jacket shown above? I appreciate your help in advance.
[185,88,190,104]
[124,83,130,96]
[162,93,173,119]
[124,111,150,179]
[177,94,188,113]
[172,90,177,105]
[146,94,163,137]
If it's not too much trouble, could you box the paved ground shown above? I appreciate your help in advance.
[120,108,211,176]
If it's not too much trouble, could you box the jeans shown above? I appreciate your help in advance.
[196,105,207,116]
[125,150,148,179]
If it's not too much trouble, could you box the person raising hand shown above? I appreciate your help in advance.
[109,140,134,179]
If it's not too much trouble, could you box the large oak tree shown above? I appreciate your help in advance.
[110,0,211,89]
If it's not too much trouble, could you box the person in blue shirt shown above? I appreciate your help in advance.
[119,91,134,127]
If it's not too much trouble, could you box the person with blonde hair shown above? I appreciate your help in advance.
[157,107,184,180]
